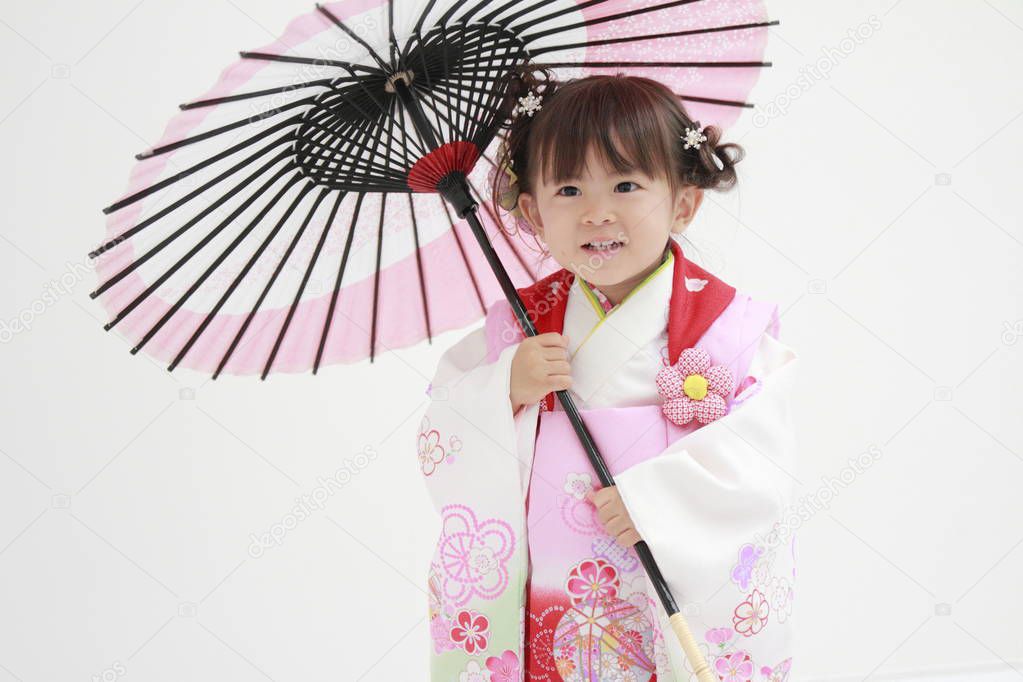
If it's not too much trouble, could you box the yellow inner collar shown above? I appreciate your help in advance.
[578,246,673,320]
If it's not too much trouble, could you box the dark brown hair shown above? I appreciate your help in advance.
[489,65,745,249]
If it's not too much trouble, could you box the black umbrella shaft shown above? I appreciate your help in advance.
[391,79,680,619]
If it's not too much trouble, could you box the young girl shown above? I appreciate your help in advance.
[419,69,800,681]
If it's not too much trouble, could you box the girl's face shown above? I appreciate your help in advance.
[517,143,703,302]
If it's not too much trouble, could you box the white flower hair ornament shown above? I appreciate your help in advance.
[681,121,708,150]
[512,89,544,118]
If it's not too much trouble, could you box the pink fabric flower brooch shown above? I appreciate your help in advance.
[655,347,735,426]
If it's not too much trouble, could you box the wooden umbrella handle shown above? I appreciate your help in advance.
[669,612,717,682]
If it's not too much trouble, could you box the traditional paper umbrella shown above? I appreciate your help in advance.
[90,1,776,677]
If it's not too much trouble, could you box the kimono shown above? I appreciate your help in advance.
[418,237,800,682]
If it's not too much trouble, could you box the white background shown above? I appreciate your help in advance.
[1,0,1021,680]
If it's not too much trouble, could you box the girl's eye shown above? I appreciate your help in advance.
[556,182,638,196]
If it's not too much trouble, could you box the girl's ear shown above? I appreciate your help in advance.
[671,186,703,234]
[517,192,545,240]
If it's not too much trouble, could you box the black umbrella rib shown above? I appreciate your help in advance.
[406,193,433,345]
[137,97,316,160]
[509,0,698,33]
[369,191,386,364]
[169,180,322,372]
[93,135,297,258]
[313,191,362,374]
[335,95,397,189]
[297,97,412,190]
[393,83,442,177]
[389,97,433,344]
[103,162,298,331]
[94,135,296,258]
[93,151,295,299]
[301,88,384,189]
[261,187,333,379]
[421,30,525,67]
[103,121,301,215]
[438,195,487,315]
[210,180,317,377]
[299,102,406,185]
[449,0,505,27]
[424,66,522,99]
[436,14,464,142]
[478,0,539,25]
[461,25,497,144]
[489,0,594,29]
[387,0,398,69]
[455,31,519,143]
[524,20,781,51]
[239,51,380,75]
[528,60,773,68]
[408,83,469,148]
[180,78,337,110]
[331,66,431,162]
[368,98,400,363]
[677,93,755,109]
[412,0,441,38]
[408,30,449,141]
[316,5,391,73]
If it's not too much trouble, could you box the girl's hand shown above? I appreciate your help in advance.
[510,332,572,412]
[586,486,643,547]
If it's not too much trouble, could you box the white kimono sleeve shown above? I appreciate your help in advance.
[419,316,539,514]
[613,331,800,607]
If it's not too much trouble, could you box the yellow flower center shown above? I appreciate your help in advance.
[683,374,708,400]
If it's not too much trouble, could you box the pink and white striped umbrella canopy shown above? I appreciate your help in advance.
[92,0,773,378]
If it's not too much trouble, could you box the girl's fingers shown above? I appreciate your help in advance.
[541,346,569,361]
[534,332,569,347]
[617,530,642,547]
[547,374,573,391]
[546,360,572,375]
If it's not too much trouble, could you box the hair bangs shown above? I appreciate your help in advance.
[532,86,676,193]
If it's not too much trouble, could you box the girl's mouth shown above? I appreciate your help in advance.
[582,239,625,253]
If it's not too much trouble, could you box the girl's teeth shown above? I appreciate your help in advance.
[585,240,621,250]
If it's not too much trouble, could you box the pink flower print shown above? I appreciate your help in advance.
[731,543,765,591]
[751,554,772,590]
[715,650,754,682]
[655,347,735,426]
[564,472,594,500]
[565,557,620,605]
[458,660,489,682]
[429,613,457,654]
[418,425,446,476]
[733,374,762,406]
[760,657,793,682]
[705,626,734,646]
[437,505,516,606]
[450,609,490,654]
[447,435,462,465]
[768,577,794,624]
[733,589,770,636]
[485,649,521,682]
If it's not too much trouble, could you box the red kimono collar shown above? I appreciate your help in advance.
[515,238,736,411]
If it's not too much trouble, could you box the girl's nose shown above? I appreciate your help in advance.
[582,202,616,225]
